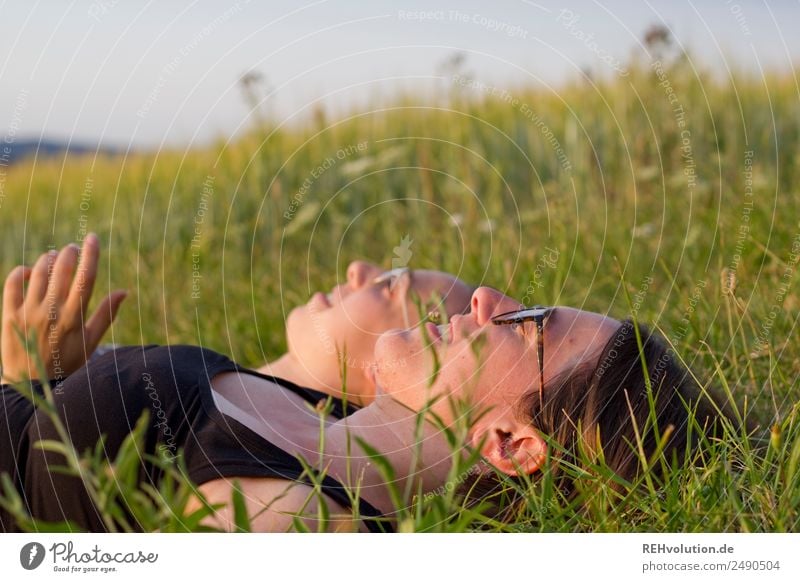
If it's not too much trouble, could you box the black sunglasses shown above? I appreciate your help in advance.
[491,306,553,398]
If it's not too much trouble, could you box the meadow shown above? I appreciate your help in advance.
[1,50,799,532]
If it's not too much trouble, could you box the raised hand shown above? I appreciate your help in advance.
[1,233,128,384]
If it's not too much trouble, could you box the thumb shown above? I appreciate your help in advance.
[85,290,128,346]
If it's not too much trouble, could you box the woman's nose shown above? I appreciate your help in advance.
[470,287,523,325]
[347,260,378,289]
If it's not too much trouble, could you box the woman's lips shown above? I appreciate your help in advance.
[424,321,453,344]
[448,315,461,340]
[425,321,442,343]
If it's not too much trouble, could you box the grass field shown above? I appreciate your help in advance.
[1,51,799,532]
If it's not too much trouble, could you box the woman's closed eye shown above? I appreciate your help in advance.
[382,276,398,296]
[510,320,529,337]
[374,274,398,297]
[504,318,541,342]
[373,269,408,296]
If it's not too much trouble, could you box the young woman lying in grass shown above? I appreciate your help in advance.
[0,235,735,532]
[0,235,476,405]
[0,234,472,531]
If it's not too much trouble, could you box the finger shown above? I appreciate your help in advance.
[27,250,59,302]
[66,233,100,316]
[3,266,33,312]
[51,243,81,300]
[84,290,127,347]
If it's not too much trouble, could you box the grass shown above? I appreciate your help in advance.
[1,49,799,531]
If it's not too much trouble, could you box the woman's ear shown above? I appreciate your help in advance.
[476,425,547,476]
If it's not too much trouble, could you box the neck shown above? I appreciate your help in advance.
[258,353,372,406]
[321,395,459,516]
[258,353,315,387]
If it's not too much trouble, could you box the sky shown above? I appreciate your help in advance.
[1,0,798,148]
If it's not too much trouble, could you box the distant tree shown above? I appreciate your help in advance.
[643,24,673,60]
[239,70,271,131]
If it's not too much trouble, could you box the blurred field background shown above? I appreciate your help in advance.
[2,42,799,531]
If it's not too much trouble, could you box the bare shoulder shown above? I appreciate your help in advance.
[187,477,361,532]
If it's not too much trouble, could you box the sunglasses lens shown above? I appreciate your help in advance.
[492,306,549,324]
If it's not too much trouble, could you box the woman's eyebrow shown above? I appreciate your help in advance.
[372,270,393,284]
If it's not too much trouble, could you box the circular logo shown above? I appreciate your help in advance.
[19,542,46,570]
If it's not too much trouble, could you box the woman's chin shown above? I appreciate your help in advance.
[375,327,413,358]
[284,306,301,335]
[374,330,410,374]
[380,327,409,339]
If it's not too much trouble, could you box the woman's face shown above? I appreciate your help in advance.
[374,287,621,432]
[285,260,474,398]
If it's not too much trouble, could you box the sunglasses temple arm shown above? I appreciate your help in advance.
[537,321,545,407]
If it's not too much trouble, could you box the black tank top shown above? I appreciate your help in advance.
[0,345,389,532]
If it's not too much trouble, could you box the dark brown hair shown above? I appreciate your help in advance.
[459,319,740,520]
[527,320,735,483]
